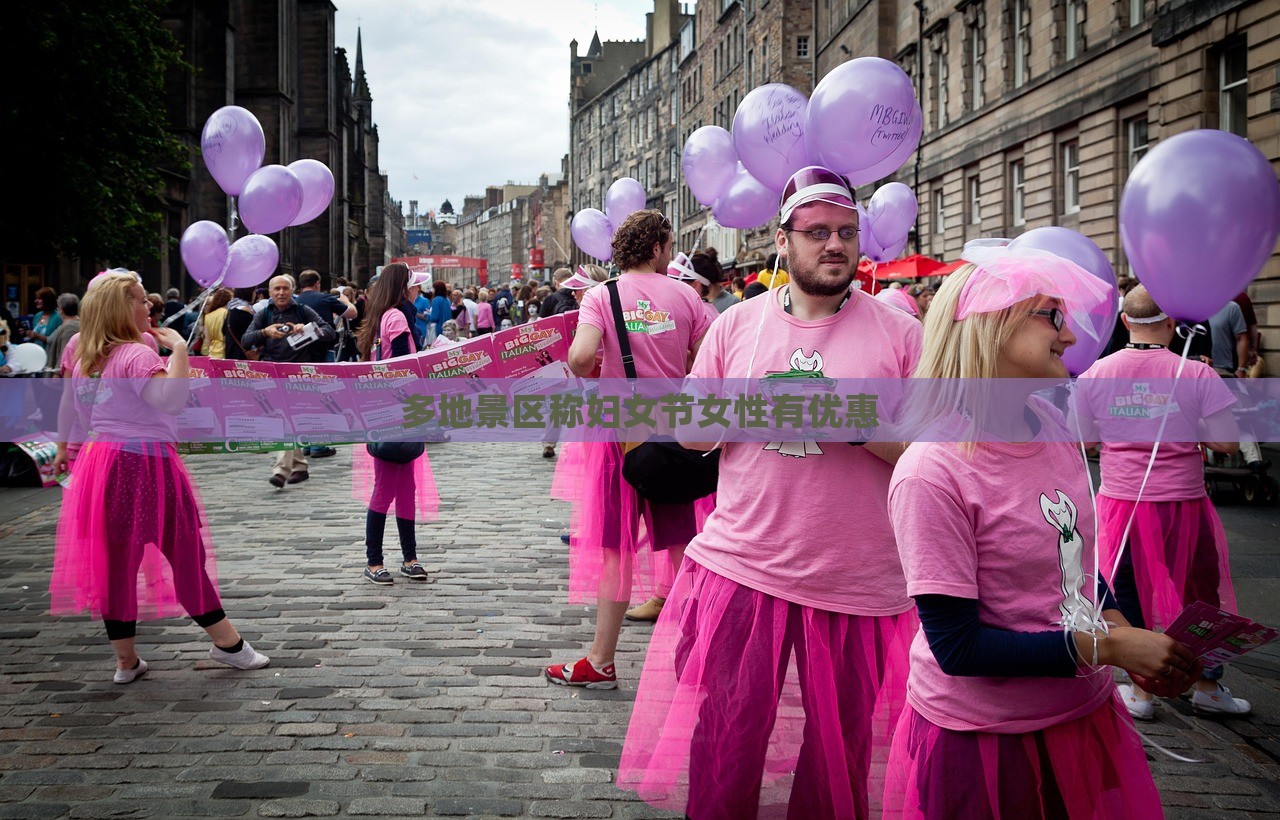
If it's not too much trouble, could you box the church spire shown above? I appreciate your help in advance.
[353,27,371,101]
[587,29,603,57]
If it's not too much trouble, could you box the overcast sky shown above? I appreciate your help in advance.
[333,0,655,218]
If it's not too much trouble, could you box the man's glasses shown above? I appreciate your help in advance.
[786,226,859,242]
[1029,307,1066,331]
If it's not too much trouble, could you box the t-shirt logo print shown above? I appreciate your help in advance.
[623,299,675,335]
[763,348,831,459]
[1039,490,1095,629]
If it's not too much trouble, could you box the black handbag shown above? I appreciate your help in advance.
[366,440,424,464]
[604,279,719,504]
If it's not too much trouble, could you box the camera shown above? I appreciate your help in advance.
[277,324,294,334]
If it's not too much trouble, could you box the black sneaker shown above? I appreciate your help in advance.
[400,562,429,581]
[364,567,393,585]
[311,446,338,458]
[269,474,286,488]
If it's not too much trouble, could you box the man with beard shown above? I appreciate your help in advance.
[618,167,922,818]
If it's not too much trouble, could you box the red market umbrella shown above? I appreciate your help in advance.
[872,254,948,279]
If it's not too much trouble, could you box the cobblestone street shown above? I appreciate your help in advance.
[1,443,1278,818]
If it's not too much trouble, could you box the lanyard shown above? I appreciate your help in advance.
[1125,343,1166,350]
[783,286,850,316]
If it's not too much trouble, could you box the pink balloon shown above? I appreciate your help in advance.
[682,126,738,206]
[180,221,230,288]
[846,102,923,188]
[867,183,918,249]
[288,159,335,226]
[201,106,266,196]
[805,58,918,176]
[732,83,812,193]
[238,165,303,234]
[223,234,279,289]
[605,178,648,227]
[712,164,777,229]
[571,208,614,261]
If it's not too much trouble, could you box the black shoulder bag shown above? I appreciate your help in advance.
[604,279,718,504]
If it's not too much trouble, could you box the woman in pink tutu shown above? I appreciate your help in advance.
[885,248,1199,818]
[353,262,439,585]
[1076,284,1246,719]
[550,264,609,513]
[50,271,269,684]
[545,211,712,689]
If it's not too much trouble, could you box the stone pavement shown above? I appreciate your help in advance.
[0,443,1276,819]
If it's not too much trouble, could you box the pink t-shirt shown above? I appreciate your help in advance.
[684,287,922,615]
[71,342,174,441]
[476,302,495,330]
[61,333,162,453]
[577,272,712,379]
[377,309,416,360]
[1075,348,1235,501]
[889,403,1113,733]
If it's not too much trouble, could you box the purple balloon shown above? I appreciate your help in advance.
[238,165,304,235]
[682,126,738,207]
[605,178,648,227]
[180,221,230,288]
[846,102,923,188]
[223,235,280,289]
[1010,226,1117,375]
[571,208,614,261]
[805,58,918,177]
[712,164,777,229]
[288,159,335,226]
[732,83,812,193]
[867,183,918,249]
[200,106,266,196]
[1121,129,1280,322]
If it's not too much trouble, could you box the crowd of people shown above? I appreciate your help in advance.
[12,161,1267,819]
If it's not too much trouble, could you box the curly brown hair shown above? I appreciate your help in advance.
[611,210,671,271]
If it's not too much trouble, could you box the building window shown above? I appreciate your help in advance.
[1065,0,1083,62]
[968,174,981,225]
[613,131,620,163]
[762,36,768,75]
[1010,160,1026,226]
[965,6,986,112]
[1129,0,1145,27]
[671,89,678,125]
[797,35,810,59]
[747,49,754,86]
[1125,116,1149,174]
[1013,0,1030,88]
[1219,40,1248,138]
[934,189,946,234]
[930,33,949,130]
[671,148,679,183]
[1061,141,1080,215]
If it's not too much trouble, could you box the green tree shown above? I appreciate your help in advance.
[1,0,188,264]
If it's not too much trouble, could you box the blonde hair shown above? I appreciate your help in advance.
[580,264,609,283]
[78,272,145,376]
[912,263,1037,453]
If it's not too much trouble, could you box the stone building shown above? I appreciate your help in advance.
[567,0,692,268]
[7,2,404,299]
[817,0,1278,352]
[675,0,815,271]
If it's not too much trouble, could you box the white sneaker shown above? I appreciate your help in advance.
[209,640,270,670]
[1192,684,1252,716]
[113,658,148,685]
[1118,682,1155,721]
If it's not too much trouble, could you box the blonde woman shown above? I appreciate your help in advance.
[884,249,1197,818]
[200,288,233,358]
[50,272,268,683]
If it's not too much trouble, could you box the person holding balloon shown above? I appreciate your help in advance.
[884,249,1198,819]
[49,271,270,683]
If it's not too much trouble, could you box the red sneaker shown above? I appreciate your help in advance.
[545,657,617,689]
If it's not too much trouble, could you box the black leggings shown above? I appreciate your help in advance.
[104,608,226,641]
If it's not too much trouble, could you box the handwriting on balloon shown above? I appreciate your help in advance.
[762,88,806,148]
[868,104,914,147]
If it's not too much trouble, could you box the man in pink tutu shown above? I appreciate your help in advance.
[617,167,922,818]
[545,211,712,690]
[1076,284,1248,718]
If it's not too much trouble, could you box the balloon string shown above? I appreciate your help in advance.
[228,197,240,240]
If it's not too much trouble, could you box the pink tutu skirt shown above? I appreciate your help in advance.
[551,441,587,503]
[51,440,222,622]
[1098,495,1234,631]
[352,445,440,521]
[883,695,1161,819]
[567,442,699,605]
[618,559,916,819]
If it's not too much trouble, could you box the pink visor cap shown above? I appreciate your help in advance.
[874,287,920,317]
[779,166,858,224]
[666,252,710,286]
[560,267,603,291]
